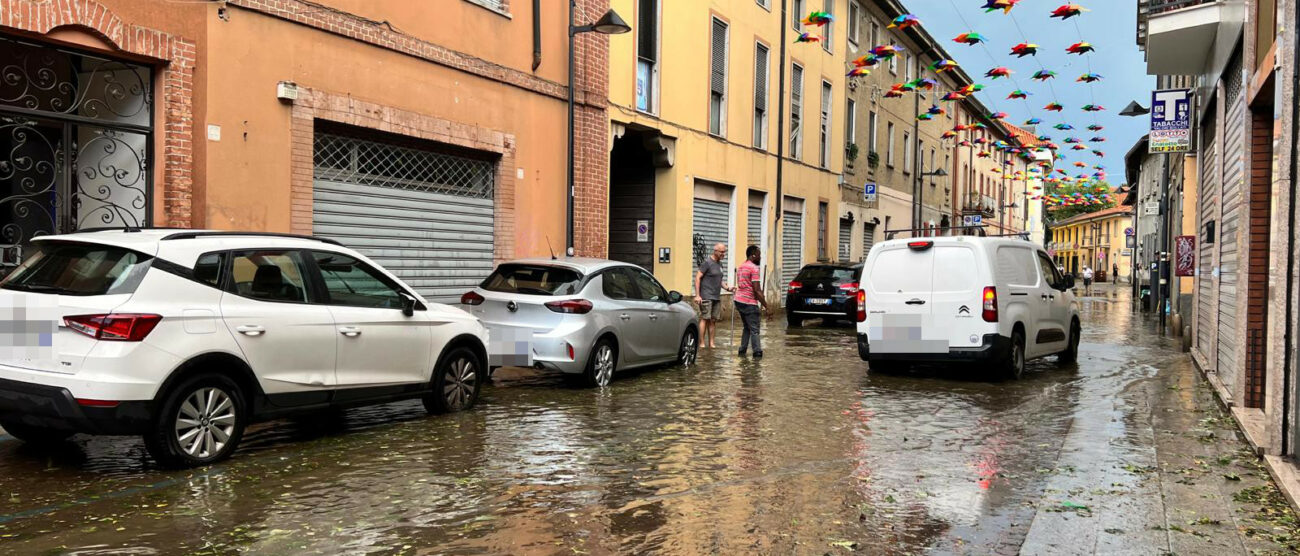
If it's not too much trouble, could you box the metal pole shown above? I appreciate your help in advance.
[773,0,788,289]
[1157,152,1171,328]
[911,88,921,229]
[565,0,577,256]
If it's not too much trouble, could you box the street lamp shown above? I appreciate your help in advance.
[1119,101,1151,117]
[566,6,630,256]
[1120,98,1170,326]
[916,166,947,234]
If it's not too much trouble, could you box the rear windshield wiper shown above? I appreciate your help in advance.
[1,283,68,294]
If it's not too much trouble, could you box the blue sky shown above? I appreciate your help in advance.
[904,0,1155,183]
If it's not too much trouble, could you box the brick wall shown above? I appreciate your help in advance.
[1243,108,1273,408]
[0,0,196,227]
[288,87,518,262]
[571,0,611,258]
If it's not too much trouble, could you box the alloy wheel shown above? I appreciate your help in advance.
[442,356,478,410]
[594,344,614,386]
[174,387,237,459]
[680,332,698,366]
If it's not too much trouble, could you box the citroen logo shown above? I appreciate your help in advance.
[958,305,971,315]
[507,301,518,312]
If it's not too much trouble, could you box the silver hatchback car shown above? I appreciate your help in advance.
[460,258,699,387]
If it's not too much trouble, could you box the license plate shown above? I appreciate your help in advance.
[488,327,533,367]
[806,298,831,306]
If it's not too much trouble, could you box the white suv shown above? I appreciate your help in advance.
[855,236,1080,379]
[0,230,487,467]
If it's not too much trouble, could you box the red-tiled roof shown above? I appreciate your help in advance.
[1003,122,1045,147]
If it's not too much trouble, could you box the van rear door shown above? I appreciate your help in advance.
[864,242,944,354]
[929,243,988,349]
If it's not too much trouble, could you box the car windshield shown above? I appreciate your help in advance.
[796,266,857,284]
[0,242,153,296]
[481,264,584,296]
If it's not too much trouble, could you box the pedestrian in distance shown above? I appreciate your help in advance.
[1112,262,1119,284]
[1082,265,1094,295]
[694,243,734,349]
[734,245,769,358]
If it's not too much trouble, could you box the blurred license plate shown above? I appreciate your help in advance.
[806,298,831,306]
[488,327,533,367]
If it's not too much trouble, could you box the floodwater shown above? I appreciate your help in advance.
[0,285,1296,555]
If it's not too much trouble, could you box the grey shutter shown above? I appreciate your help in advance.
[1196,105,1219,364]
[747,205,763,247]
[1217,61,1247,388]
[754,44,769,108]
[693,198,731,273]
[637,0,657,61]
[838,219,852,261]
[782,211,803,285]
[312,132,495,302]
[710,19,727,95]
[862,223,876,261]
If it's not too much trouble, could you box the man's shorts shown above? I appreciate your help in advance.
[700,299,723,320]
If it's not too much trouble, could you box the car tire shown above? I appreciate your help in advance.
[678,328,698,367]
[582,339,617,388]
[144,373,246,468]
[425,346,483,414]
[1002,330,1026,380]
[1058,319,1081,365]
[0,421,73,445]
[857,334,870,361]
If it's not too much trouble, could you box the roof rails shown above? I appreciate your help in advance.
[72,226,188,234]
[884,225,988,240]
[160,231,343,246]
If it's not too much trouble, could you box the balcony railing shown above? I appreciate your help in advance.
[1150,0,1216,14]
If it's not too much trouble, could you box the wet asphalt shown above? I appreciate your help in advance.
[0,284,1297,555]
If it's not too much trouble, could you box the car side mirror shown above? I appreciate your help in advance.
[400,292,417,317]
[668,290,683,304]
[1060,275,1075,291]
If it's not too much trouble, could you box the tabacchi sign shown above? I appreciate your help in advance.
[1150,89,1193,153]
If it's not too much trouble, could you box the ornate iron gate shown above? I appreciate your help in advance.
[0,35,152,266]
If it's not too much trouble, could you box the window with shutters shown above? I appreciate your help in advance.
[918,140,925,173]
[846,98,857,146]
[822,0,833,53]
[790,62,804,157]
[754,42,770,149]
[886,122,895,167]
[636,0,660,114]
[902,131,911,174]
[820,80,832,168]
[818,202,829,260]
[889,44,898,74]
[868,111,877,153]
[709,17,728,137]
[792,0,805,30]
[848,1,861,46]
[870,20,879,50]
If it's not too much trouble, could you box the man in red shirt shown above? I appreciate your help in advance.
[734,245,769,357]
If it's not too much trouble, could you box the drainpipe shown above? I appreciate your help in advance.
[773,0,788,288]
[1281,4,1298,455]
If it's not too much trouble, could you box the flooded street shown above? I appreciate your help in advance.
[0,285,1296,555]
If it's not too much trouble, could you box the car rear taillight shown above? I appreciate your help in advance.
[566,342,575,360]
[856,289,867,322]
[460,291,485,306]
[982,287,998,322]
[64,314,162,342]
[76,398,120,408]
[907,241,934,251]
[788,281,803,292]
[544,299,593,314]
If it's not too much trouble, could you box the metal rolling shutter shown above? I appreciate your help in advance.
[782,211,803,285]
[1196,107,1219,364]
[747,205,763,248]
[838,219,852,261]
[312,132,495,303]
[693,198,730,274]
[862,223,876,261]
[1218,65,1247,387]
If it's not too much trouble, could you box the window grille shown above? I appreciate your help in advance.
[313,132,495,199]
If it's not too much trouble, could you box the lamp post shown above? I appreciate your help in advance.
[567,5,630,256]
[1121,99,1169,327]
[917,165,947,234]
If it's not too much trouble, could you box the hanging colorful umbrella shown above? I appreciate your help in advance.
[958,140,973,147]
[977,151,992,158]
[801,11,834,26]
[985,67,1013,79]
[1090,136,1107,142]
[888,14,921,30]
[884,87,905,98]
[1010,43,1039,57]
[959,84,985,95]
[905,78,937,90]
[1051,4,1089,20]
[1066,42,1095,54]
[941,130,958,139]
[989,112,1008,120]
[1024,117,1042,125]
[917,113,935,121]
[1037,134,1052,141]
[847,67,871,77]
[941,91,966,101]
[795,32,822,43]
[1082,104,1105,112]
[1045,102,1065,111]
[1054,123,1075,130]
[1077,73,1104,83]
[851,54,880,67]
[1092,150,1105,157]
[953,32,987,45]
[974,137,989,145]
[928,105,946,116]
[870,45,905,59]
[1087,124,1104,131]
[1064,137,1080,143]
[1009,90,1032,100]
[982,0,1022,14]
[1073,162,1086,168]
[1032,70,1057,80]
[931,60,960,73]
[1071,144,1088,150]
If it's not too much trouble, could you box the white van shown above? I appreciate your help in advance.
[855,236,1080,379]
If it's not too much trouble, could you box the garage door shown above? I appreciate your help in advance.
[838,219,852,261]
[693,198,731,274]
[312,132,495,302]
[782,211,803,285]
[747,205,763,248]
[862,223,876,262]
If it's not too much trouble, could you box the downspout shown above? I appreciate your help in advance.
[773,0,788,290]
[1281,4,1298,455]
[532,0,541,71]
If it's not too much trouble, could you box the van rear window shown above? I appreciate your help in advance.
[481,264,584,296]
[1,242,153,296]
[869,249,933,293]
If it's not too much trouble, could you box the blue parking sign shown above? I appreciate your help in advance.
[863,183,877,202]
